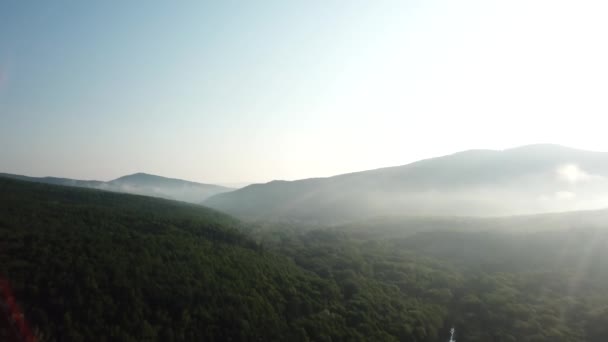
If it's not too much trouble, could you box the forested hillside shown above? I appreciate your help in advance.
[251,219,608,342]
[0,178,449,341]
[2,177,608,341]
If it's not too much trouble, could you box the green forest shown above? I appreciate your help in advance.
[2,177,608,341]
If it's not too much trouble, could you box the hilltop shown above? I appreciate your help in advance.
[204,144,608,223]
[0,172,232,203]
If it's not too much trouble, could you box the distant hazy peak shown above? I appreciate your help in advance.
[204,144,608,223]
[237,145,604,186]
[111,172,229,189]
[0,172,233,204]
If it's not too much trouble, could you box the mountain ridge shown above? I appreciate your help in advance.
[204,144,608,223]
[111,172,227,188]
[0,171,232,203]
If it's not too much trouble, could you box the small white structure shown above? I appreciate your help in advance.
[449,328,456,342]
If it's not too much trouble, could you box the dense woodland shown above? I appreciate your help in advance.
[2,177,608,341]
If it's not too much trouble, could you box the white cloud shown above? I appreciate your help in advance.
[556,164,602,184]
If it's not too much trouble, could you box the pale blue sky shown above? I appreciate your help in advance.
[1,1,607,183]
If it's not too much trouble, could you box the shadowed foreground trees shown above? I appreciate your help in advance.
[2,177,608,341]
[0,178,445,341]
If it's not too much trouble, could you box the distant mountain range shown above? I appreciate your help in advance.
[203,144,608,223]
[6,144,608,223]
[0,172,232,203]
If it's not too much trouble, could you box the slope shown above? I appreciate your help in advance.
[105,172,232,203]
[204,144,608,223]
[0,172,104,188]
[0,177,451,341]
[0,172,232,203]
[252,211,608,342]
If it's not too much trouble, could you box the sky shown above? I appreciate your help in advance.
[1,0,607,184]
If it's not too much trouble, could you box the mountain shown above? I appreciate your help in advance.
[3,176,608,341]
[204,144,608,223]
[0,172,232,203]
[0,176,456,341]
[0,172,105,188]
[103,172,233,203]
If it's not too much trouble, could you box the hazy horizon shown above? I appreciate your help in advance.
[4,143,607,185]
[2,1,607,184]
[3,3,608,339]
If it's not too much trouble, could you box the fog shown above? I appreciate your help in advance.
[204,146,608,224]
